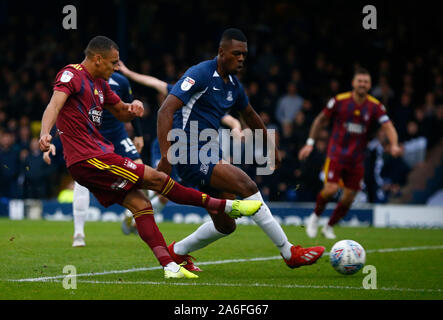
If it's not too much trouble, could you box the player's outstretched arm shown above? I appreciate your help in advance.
[381,121,402,157]
[157,94,184,174]
[298,112,330,161]
[105,99,144,122]
[118,60,168,95]
[39,91,68,152]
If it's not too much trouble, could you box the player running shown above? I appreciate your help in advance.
[156,28,325,271]
[117,60,244,235]
[299,68,401,239]
[44,71,145,247]
[39,35,262,279]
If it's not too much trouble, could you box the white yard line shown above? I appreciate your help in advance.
[6,245,443,284]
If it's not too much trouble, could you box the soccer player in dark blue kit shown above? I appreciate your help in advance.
[44,71,145,247]
[156,28,325,271]
[118,60,245,234]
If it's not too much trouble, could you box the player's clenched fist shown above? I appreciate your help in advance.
[39,134,53,152]
[128,99,144,117]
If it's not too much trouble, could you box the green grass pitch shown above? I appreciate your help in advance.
[1,218,442,300]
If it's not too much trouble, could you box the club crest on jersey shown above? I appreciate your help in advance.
[181,77,195,91]
[226,91,233,102]
[124,159,137,170]
[94,88,104,104]
[60,71,74,83]
[88,106,103,127]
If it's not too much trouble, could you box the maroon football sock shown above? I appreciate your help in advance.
[314,192,328,216]
[159,176,226,214]
[328,202,351,226]
[133,207,173,267]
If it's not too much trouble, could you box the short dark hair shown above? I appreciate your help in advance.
[84,36,119,58]
[354,67,371,77]
[220,28,247,44]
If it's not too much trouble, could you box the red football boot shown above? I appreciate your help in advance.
[282,245,325,269]
[167,241,202,272]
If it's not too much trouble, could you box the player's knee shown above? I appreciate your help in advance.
[323,184,339,198]
[142,166,169,192]
[239,179,259,198]
[341,192,356,207]
[214,219,236,235]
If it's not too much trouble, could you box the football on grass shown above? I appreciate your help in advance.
[330,240,366,275]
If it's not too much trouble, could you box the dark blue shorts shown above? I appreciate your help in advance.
[174,145,222,188]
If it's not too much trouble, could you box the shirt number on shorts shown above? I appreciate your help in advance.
[120,138,137,154]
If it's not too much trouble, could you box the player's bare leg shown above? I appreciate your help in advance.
[306,182,339,238]
[321,187,357,239]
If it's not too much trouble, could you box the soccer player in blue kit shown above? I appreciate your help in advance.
[44,71,145,247]
[156,28,325,270]
[118,60,245,234]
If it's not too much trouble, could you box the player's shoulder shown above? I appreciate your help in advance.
[109,72,130,85]
[188,59,216,78]
[55,64,84,83]
[367,94,381,105]
[335,91,352,101]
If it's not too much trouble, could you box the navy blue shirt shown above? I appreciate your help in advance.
[170,57,248,133]
[99,72,134,136]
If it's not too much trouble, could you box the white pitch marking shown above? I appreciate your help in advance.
[40,279,443,293]
[6,245,443,283]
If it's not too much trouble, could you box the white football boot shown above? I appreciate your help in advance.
[305,212,319,238]
[72,233,86,247]
[321,224,337,239]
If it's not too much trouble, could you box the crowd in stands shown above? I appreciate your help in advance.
[1,1,442,203]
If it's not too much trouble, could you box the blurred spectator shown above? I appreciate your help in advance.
[275,82,304,127]
[22,138,49,198]
[0,1,442,204]
[393,93,414,142]
[401,120,427,169]
[372,76,395,107]
[0,130,22,198]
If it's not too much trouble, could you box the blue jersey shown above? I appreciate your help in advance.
[170,57,248,133]
[101,72,140,160]
[99,72,134,137]
[169,57,248,187]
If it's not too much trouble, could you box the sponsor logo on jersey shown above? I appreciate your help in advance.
[88,106,103,127]
[181,77,195,91]
[60,71,74,83]
[227,91,233,102]
[345,122,364,134]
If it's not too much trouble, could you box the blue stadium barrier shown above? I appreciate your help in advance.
[5,195,374,227]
